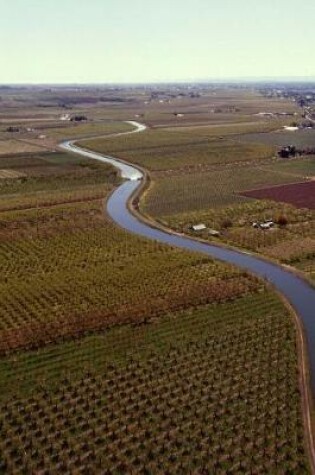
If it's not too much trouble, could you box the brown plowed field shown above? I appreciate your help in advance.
[241,181,315,209]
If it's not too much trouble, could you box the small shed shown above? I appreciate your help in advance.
[208,229,220,236]
[283,126,299,131]
[192,224,206,231]
[60,114,71,121]
[260,221,274,230]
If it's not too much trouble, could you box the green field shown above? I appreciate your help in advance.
[0,139,45,155]
[239,129,315,148]
[1,199,259,353]
[257,157,315,177]
[0,291,310,473]
[37,120,134,141]
[159,118,291,137]
[80,121,314,281]
[0,86,313,472]
[0,151,119,211]
[81,128,275,172]
[162,200,314,269]
[143,165,304,216]
[0,148,261,355]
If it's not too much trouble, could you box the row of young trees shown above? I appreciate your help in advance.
[0,300,309,473]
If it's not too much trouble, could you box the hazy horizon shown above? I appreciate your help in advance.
[2,0,315,84]
[2,76,315,87]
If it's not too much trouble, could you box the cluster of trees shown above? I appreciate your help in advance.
[70,115,88,122]
[6,126,20,133]
[278,145,315,158]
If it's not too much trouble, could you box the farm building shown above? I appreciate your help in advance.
[70,115,88,122]
[260,221,274,230]
[60,114,71,121]
[6,126,20,133]
[283,126,299,131]
[252,221,274,230]
[192,224,206,231]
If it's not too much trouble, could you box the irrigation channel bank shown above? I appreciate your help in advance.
[61,121,315,387]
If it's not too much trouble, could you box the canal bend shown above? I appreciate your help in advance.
[60,122,315,392]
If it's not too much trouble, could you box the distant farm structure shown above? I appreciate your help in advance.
[70,115,88,122]
[278,145,315,158]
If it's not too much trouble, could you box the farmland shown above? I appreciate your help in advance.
[258,156,315,177]
[0,291,310,473]
[0,169,26,179]
[0,146,265,354]
[0,139,45,155]
[240,129,315,148]
[0,150,119,211]
[33,120,133,140]
[242,181,315,210]
[0,85,298,129]
[142,165,303,215]
[0,121,133,152]
[83,114,314,280]
[162,200,315,275]
[1,198,261,353]
[81,128,276,172]
[0,85,314,472]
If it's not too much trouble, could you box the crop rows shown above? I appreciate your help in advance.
[0,200,260,353]
[86,121,314,279]
[88,122,313,274]
[43,120,133,141]
[0,160,118,197]
[0,291,280,398]
[239,130,315,148]
[0,91,311,473]
[0,149,120,212]
[81,128,274,172]
[143,165,304,217]
[0,292,309,473]
[164,197,315,277]
[0,183,115,212]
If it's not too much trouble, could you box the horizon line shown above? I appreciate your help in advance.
[1,76,315,87]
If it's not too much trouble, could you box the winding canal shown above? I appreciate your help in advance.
[60,122,315,392]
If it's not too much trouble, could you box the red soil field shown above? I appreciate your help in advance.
[241,181,315,209]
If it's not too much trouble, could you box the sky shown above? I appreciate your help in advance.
[1,0,315,84]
